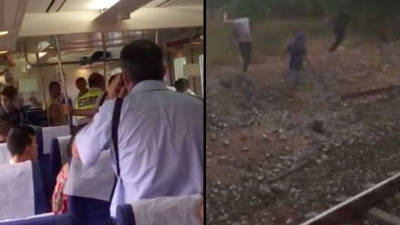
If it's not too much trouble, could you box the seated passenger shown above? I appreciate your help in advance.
[7,125,37,164]
[47,81,67,126]
[52,131,78,214]
[0,85,21,125]
[0,120,11,143]
[174,78,196,96]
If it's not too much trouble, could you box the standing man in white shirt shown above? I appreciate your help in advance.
[224,12,253,73]
[73,39,203,219]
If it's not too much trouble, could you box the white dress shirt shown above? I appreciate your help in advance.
[75,80,203,217]
[232,18,252,42]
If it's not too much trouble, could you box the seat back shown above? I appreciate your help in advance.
[38,125,70,156]
[64,150,114,201]
[0,161,50,220]
[0,143,11,165]
[0,213,74,225]
[49,136,71,192]
[23,109,48,127]
[68,196,110,225]
[65,151,114,225]
[116,195,203,225]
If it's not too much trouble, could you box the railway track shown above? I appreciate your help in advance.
[300,172,400,225]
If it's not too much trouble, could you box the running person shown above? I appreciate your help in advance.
[329,12,351,52]
[224,12,253,73]
[286,32,315,98]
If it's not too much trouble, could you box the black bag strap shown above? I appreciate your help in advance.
[109,97,123,203]
[111,97,123,177]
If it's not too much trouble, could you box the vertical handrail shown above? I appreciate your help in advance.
[53,35,73,133]
[35,52,50,124]
[101,32,107,78]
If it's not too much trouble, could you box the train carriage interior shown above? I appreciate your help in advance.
[0,0,203,224]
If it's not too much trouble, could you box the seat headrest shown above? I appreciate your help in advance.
[41,126,70,155]
[56,136,71,164]
[0,161,35,220]
[123,195,203,225]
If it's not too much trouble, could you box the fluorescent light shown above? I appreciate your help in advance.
[0,31,8,36]
[38,52,47,58]
[89,0,120,9]
[0,51,8,55]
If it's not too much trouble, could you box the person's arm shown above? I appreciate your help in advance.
[74,100,113,167]
[223,12,232,23]
[63,104,97,117]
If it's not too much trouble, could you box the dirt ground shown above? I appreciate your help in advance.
[206,38,400,225]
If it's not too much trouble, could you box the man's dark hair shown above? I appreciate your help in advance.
[75,77,87,85]
[49,81,60,91]
[7,125,36,156]
[0,120,11,137]
[88,72,105,88]
[120,39,164,83]
[174,78,190,93]
[1,85,17,98]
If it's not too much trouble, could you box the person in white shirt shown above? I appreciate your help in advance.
[224,12,253,73]
[72,39,203,219]
[174,78,197,96]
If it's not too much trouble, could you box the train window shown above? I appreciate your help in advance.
[173,57,187,80]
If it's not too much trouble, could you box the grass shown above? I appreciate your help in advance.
[206,18,329,66]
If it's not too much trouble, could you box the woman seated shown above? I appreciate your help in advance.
[51,130,81,214]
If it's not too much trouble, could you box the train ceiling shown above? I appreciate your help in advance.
[0,0,203,52]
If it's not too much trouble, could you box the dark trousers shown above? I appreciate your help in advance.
[239,42,252,72]
[330,29,346,52]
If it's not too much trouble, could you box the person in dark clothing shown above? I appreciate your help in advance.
[329,12,351,52]
[286,32,314,98]
[0,86,21,125]
[75,77,88,98]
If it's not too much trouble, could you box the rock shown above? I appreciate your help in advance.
[271,182,288,194]
[335,196,348,202]
[223,140,230,147]
[280,135,288,141]
[212,135,217,142]
[286,218,293,224]
[259,184,271,196]
[242,147,249,151]
[312,120,325,134]
[305,212,319,219]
